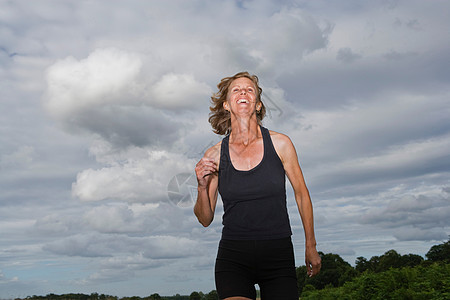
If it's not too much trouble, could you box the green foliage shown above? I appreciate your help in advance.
[401,253,424,268]
[168,295,189,300]
[296,265,308,295]
[297,252,357,293]
[24,294,118,300]
[426,238,450,263]
[205,290,218,300]
[300,262,450,299]
[18,293,202,300]
[188,292,201,300]
[355,249,424,274]
[297,239,450,298]
[378,249,403,270]
[355,256,370,273]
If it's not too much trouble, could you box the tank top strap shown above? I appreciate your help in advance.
[260,126,279,162]
[260,126,269,151]
[220,134,230,168]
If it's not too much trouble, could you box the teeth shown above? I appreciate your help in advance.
[238,99,249,103]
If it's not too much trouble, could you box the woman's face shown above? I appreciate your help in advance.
[225,77,260,114]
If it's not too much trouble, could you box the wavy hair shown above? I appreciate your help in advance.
[208,71,266,135]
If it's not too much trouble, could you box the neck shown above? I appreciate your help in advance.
[229,117,260,146]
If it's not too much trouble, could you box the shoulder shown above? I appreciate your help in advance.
[203,140,222,164]
[269,130,294,149]
[268,130,297,163]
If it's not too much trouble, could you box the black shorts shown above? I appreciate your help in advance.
[215,237,298,300]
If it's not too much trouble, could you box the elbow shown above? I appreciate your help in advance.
[193,207,213,227]
[198,216,213,227]
[199,220,211,227]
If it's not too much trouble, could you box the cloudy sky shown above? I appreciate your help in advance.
[1,0,449,298]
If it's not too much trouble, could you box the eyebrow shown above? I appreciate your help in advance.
[230,83,256,89]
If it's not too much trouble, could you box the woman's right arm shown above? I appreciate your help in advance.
[194,145,220,227]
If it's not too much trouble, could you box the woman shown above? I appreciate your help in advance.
[194,71,321,300]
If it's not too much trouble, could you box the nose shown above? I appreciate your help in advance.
[239,88,246,94]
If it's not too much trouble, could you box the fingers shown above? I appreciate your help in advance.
[195,157,217,186]
[311,261,321,277]
[305,251,322,277]
[306,261,321,277]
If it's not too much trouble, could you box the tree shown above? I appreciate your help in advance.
[378,249,403,271]
[206,290,218,300]
[189,292,201,300]
[299,252,357,290]
[296,265,308,294]
[90,293,99,300]
[148,294,161,300]
[355,256,370,273]
[426,238,450,262]
[299,262,450,299]
[362,250,424,273]
[368,255,380,272]
[401,253,424,267]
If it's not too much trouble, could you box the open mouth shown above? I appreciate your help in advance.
[237,99,249,104]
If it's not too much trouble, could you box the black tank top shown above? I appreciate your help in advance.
[218,126,292,240]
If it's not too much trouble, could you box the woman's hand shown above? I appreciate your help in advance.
[195,157,217,189]
[305,246,321,277]
[194,152,219,227]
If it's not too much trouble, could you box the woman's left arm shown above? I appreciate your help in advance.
[272,132,321,277]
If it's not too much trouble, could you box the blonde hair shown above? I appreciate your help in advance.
[208,71,266,135]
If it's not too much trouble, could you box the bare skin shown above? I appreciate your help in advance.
[194,77,321,299]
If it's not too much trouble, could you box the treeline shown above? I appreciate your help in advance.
[13,239,450,300]
[297,238,450,299]
[300,263,449,299]
[15,291,218,300]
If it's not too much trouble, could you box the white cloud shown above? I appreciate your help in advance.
[82,203,167,234]
[43,233,112,258]
[150,73,212,110]
[43,232,199,260]
[83,204,136,233]
[142,236,199,259]
[72,149,196,203]
[44,48,143,118]
[42,48,214,150]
